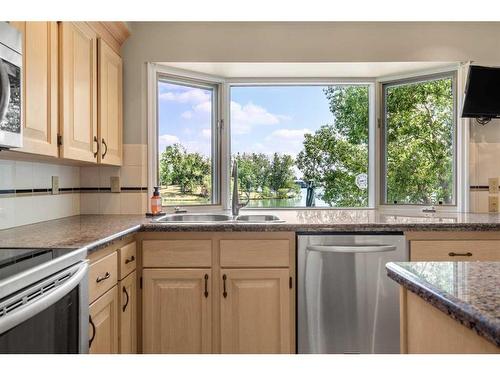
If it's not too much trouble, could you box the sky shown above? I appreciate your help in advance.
[157,82,336,159]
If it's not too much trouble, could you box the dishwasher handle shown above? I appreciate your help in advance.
[306,244,397,254]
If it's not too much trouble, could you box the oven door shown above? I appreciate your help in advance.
[0,262,89,354]
[0,39,22,149]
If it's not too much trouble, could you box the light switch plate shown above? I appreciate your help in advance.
[51,176,59,195]
[110,176,121,193]
[489,195,498,212]
[489,177,499,194]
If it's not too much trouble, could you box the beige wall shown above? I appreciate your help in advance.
[122,22,500,144]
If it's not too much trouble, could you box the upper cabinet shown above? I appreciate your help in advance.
[98,39,123,165]
[10,22,59,157]
[9,21,128,164]
[59,22,98,163]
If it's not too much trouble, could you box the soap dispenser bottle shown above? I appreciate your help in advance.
[151,187,162,215]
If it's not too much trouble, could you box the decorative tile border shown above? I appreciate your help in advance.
[0,187,148,198]
[470,185,490,191]
[79,187,147,193]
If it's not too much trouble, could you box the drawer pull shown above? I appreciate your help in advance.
[222,274,227,298]
[122,286,129,312]
[124,255,135,264]
[96,272,111,283]
[204,274,209,298]
[89,315,96,348]
[448,252,473,257]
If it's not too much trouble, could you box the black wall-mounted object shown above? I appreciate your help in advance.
[462,65,500,124]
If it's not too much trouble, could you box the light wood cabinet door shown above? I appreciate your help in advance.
[89,285,119,354]
[10,22,59,157]
[143,269,212,353]
[98,38,122,165]
[220,268,291,354]
[118,271,137,353]
[59,22,98,162]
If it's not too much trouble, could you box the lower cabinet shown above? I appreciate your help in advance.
[220,269,291,354]
[87,237,137,354]
[141,233,295,354]
[89,286,119,354]
[142,269,212,354]
[118,271,137,354]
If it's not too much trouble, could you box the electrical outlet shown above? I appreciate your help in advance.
[52,176,59,195]
[489,177,499,194]
[110,176,121,193]
[489,195,498,212]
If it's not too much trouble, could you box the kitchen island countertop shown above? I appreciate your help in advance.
[386,261,500,347]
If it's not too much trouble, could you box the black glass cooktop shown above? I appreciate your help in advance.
[0,248,77,281]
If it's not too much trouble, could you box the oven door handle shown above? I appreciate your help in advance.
[0,60,11,123]
[0,262,88,335]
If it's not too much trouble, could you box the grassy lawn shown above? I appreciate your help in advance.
[160,185,210,205]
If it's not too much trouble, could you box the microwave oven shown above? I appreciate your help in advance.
[0,22,22,149]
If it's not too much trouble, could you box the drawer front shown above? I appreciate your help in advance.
[220,240,290,267]
[410,240,500,261]
[143,240,212,268]
[89,251,118,303]
[119,241,137,279]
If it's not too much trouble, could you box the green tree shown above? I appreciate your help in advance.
[269,153,298,198]
[385,78,453,204]
[234,153,271,196]
[159,143,210,194]
[297,79,453,207]
[297,86,369,207]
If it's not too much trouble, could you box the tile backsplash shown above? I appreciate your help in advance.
[0,144,148,230]
[469,119,500,213]
[0,159,80,230]
[79,144,148,215]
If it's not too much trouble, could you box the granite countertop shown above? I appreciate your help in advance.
[0,215,147,253]
[2,210,500,253]
[386,261,500,347]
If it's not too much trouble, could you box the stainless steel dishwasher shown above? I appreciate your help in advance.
[297,233,407,354]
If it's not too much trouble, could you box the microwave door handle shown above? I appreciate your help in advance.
[306,245,397,253]
[0,263,88,335]
[0,60,11,122]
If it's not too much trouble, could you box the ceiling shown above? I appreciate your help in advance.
[160,62,457,79]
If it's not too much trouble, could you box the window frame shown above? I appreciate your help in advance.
[147,64,469,212]
[147,64,225,209]
[380,71,458,207]
[225,79,377,209]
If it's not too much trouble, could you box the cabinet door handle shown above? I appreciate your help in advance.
[102,138,108,159]
[89,315,96,349]
[122,286,129,312]
[222,274,227,298]
[93,136,99,158]
[204,274,209,298]
[448,252,473,257]
[96,272,110,283]
[124,255,135,264]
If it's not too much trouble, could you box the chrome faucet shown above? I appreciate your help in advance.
[231,161,249,216]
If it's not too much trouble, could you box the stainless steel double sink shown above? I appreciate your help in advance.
[154,213,283,223]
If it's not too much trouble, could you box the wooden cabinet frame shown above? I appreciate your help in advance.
[10,22,59,157]
[136,231,296,354]
[7,21,128,164]
[59,22,98,163]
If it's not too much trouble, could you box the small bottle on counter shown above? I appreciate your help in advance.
[151,187,162,215]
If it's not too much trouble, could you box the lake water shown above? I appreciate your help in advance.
[246,188,330,208]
